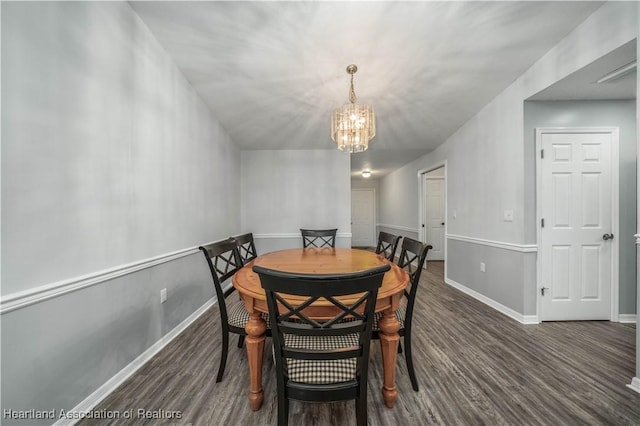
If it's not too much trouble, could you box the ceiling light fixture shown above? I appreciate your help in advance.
[362,170,371,178]
[331,64,376,153]
[596,60,637,84]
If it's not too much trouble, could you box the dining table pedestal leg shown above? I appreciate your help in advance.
[378,308,400,408]
[245,312,267,411]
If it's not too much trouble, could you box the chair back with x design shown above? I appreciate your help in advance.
[232,232,258,265]
[253,264,390,426]
[200,238,243,308]
[375,231,401,261]
[300,228,338,248]
[199,238,250,382]
[397,237,431,309]
[369,237,431,392]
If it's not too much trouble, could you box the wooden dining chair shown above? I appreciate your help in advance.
[231,232,258,265]
[375,231,401,261]
[300,228,338,248]
[199,238,269,382]
[253,264,390,426]
[372,236,431,391]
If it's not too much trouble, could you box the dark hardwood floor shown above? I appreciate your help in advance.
[80,261,639,425]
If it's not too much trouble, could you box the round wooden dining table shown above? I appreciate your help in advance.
[232,247,410,411]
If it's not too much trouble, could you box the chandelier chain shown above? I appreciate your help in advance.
[349,73,357,104]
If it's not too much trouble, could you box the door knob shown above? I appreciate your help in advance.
[441,222,445,226]
[602,233,614,241]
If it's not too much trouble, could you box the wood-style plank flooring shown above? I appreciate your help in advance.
[80,261,639,425]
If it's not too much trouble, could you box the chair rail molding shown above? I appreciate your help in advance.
[447,234,538,253]
[377,224,420,234]
[0,241,227,314]
[254,232,351,239]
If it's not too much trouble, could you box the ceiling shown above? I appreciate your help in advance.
[528,39,636,101]
[130,1,607,179]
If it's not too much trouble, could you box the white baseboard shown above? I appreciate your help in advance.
[618,314,637,323]
[53,297,215,426]
[627,377,640,394]
[445,277,539,325]
[444,278,634,325]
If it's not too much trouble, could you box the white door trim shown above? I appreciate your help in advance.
[417,160,447,266]
[351,188,376,247]
[535,127,620,322]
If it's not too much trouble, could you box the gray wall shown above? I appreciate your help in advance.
[2,2,241,294]
[447,239,536,315]
[378,169,421,241]
[1,2,240,423]
[524,100,637,315]
[379,165,420,233]
[377,2,637,320]
[1,255,214,425]
[241,150,351,252]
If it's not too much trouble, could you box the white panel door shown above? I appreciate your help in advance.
[424,177,445,260]
[351,189,375,247]
[539,131,614,321]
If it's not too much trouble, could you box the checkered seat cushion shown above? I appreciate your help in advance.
[282,333,359,384]
[372,301,407,331]
[226,298,270,328]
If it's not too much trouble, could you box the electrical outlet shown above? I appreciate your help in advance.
[503,210,514,222]
[480,262,485,272]
[160,288,167,303]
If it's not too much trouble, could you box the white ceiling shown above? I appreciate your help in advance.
[130,1,606,178]
[528,39,636,101]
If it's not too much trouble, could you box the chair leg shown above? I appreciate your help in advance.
[216,331,229,383]
[355,391,367,426]
[397,341,403,354]
[404,334,419,392]
[277,395,289,426]
[237,334,245,348]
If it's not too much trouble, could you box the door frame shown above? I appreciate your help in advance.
[351,188,376,247]
[535,127,620,322]
[418,160,447,265]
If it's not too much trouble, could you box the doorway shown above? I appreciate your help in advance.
[351,188,376,247]
[419,163,446,262]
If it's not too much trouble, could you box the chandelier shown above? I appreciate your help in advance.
[331,64,376,153]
